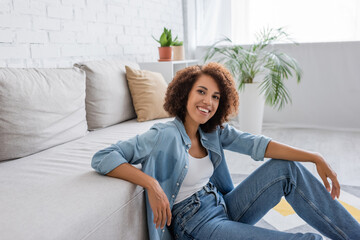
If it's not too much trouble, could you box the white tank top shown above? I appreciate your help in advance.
[174,154,214,204]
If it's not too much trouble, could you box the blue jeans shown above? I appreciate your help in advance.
[170,159,360,240]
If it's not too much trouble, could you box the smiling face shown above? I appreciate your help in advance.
[184,74,221,127]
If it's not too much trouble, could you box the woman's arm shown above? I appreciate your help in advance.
[92,128,160,175]
[92,126,171,229]
[107,163,172,229]
[264,140,340,200]
[264,140,318,163]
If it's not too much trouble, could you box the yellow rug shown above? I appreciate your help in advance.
[273,197,360,222]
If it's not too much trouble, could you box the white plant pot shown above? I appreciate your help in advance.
[229,82,265,135]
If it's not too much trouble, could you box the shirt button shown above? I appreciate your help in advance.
[172,195,175,198]
[185,165,188,169]
[162,229,165,232]
[176,182,179,186]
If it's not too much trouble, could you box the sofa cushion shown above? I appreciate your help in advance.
[74,59,138,130]
[0,117,173,240]
[125,65,170,122]
[0,67,87,161]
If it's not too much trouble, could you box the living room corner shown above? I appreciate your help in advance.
[1,0,359,239]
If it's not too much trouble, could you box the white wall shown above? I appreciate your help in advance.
[197,41,360,131]
[0,0,183,68]
[264,41,360,131]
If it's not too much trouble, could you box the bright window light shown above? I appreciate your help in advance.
[196,0,360,45]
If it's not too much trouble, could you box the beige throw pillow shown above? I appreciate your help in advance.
[125,66,170,122]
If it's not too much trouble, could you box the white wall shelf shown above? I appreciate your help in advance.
[139,60,198,83]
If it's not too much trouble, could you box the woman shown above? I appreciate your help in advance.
[92,63,360,240]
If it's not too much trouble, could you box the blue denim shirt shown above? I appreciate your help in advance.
[91,117,271,240]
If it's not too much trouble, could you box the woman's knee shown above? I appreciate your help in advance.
[303,232,323,240]
[267,158,298,170]
[266,159,305,180]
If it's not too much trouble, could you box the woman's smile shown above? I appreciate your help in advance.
[185,74,220,126]
[197,106,211,115]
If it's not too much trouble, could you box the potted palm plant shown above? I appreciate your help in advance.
[204,27,302,134]
[153,27,174,61]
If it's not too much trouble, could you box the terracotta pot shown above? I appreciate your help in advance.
[158,47,172,61]
[172,45,185,60]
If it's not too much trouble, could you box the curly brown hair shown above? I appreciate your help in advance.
[164,62,239,132]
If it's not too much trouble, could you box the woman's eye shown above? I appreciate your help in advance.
[213,95,220,100]
[197,90,205,94]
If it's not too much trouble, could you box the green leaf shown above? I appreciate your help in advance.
[153,27,176,47]
[159,32,167,46]
[203,27,302,110]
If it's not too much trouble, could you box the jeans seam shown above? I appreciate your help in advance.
[234,175,348,239]
[293,185,348,240]
[209,222,223,239]
[179,201,201,231]
[183,231,195,240]
[234,176,288,222]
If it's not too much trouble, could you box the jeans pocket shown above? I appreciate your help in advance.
[177,196,201,233]
[215,191,228,214]
[219,196,228,214]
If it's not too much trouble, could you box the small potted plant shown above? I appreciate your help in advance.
[172,39,184,61]
[204,27,302,134]
[153,27,173,61]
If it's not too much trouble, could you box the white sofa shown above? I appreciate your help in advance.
[0,60,172,240]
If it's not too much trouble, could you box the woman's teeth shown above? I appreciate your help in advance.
[198,107,209,113]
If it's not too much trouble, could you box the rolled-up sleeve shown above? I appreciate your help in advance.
[91,127,161,174]
[220,124,271,161]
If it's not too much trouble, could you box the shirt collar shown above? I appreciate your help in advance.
[173,116,191,146]
[173,116,209,146]
[173,117,222,167]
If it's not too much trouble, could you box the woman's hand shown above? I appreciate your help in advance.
[313,153,340,200]
[146,179,172,229]
[263,140,341,200]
